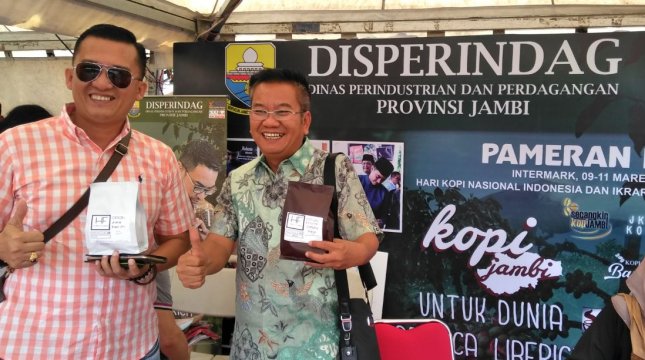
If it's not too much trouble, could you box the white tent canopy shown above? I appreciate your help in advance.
[3,0,645,68]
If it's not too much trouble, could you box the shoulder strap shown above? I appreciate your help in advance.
[325,153,377,294]
[327,152,380,355]
[42,130,132,243]
[323,153,339,237]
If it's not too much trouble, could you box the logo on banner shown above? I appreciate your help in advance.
[225,43,276,108]
[475,252,562,295]
[208,100,226,119]
[604,253,640,280]
[422,204,562,296]
[128,100,141,118]
[581,307,602,331]
[562,198,612,240]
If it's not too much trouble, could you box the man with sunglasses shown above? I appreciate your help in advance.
[176,68,382,359]
[0,24,193,360]
[155,139,219,360]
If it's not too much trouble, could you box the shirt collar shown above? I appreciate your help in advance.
[255,137,314,176]
[60,103,132,151]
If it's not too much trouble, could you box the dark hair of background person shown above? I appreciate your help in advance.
[73,24,147,80]
[178,139,220,172]
[0,104,52,133]
[248,68,312,112]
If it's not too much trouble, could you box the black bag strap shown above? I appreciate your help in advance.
[325,153,377,292]
[325,152,378,346]
[42,130,132,243]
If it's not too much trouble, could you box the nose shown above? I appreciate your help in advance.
[262,113,282,124]
[92,68,114,89]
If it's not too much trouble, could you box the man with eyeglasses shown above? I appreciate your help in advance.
[154,139,219,360]
[0,24,193,360]
[176,68,382,359]
[178,140,219,208]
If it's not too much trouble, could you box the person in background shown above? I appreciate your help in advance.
[384,171,401,192]
[384,171,401,229]
[359,156,394,228]
[226,149,235,174]
[361,153,375,175]
[176,68,381,359]
[569,255,645,360]
[0,24,193,359]
[156,139,219,360]
[0,104,52,133]
[178,140,219,216]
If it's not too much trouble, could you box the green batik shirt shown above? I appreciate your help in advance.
[210,139,382,360]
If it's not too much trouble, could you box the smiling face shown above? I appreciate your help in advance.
[362,160,374,175]
[249,82,311,171]
[65,36,147,133]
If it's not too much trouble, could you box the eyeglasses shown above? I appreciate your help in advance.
[182,166,217,196]
[73,61,137,89]
[249,109,305,121]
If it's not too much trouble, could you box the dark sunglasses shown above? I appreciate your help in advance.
[73,62,136,89]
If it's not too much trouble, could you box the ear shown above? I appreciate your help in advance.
[65,67,74,90]
[135,81,148,100]
[302,110,312,136]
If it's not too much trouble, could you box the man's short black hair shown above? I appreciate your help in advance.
[249,68,311,111]
[374,157,394,179]
[362,154,375,164]
[73,24,147,79]
[179,139,219,172]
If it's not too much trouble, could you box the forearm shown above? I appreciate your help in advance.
[201,233,235,275]
[351,232,379,267]
[304,232,379,270]
[152,231,190,271]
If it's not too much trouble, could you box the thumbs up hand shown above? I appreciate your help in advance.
[176,234,208,289]
[0,200,45,269]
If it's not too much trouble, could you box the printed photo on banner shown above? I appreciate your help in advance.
[227,138,260,174]
[332,140,404,233]
[128,95,227,210]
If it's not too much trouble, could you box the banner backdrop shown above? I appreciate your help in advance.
[174,32,645,359]
[127,95,228,203]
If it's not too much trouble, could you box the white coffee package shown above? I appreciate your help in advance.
[84,181,148,255]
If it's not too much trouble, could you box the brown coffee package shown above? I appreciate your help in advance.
[280,181,335,262]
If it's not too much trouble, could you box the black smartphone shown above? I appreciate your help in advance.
[84,254,167,267]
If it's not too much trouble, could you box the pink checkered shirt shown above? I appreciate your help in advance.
[0,104,193,359]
